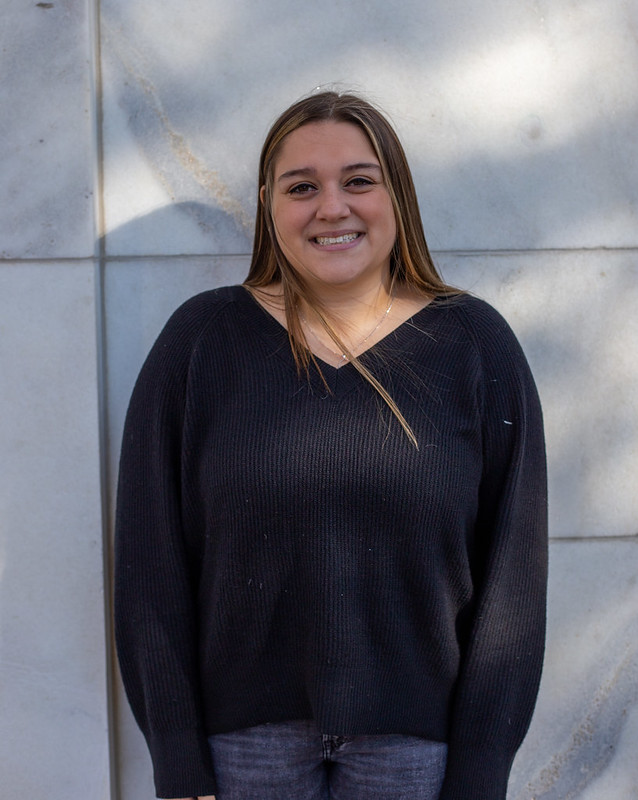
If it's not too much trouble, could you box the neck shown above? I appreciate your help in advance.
[300,274,394,331]
[295,275,397,365]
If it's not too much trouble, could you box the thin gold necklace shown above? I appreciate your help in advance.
[300,294,395,362]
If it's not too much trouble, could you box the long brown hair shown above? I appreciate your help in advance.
[245,90,458,446]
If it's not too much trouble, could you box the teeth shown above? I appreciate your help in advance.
[315,233,359,245]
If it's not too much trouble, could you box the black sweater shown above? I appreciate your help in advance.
[115,285,548,799]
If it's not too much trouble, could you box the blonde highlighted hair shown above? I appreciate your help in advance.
[245,90,458,446]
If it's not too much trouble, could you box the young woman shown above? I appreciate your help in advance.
[115,91,548,800]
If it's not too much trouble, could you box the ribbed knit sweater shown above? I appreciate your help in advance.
[115,285,547,800]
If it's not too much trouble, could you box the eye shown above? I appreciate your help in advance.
[288,182,317,195]
[345,176,375,189]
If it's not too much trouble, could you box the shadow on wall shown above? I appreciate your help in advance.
[104,202,251,257]
[100,0,638,253]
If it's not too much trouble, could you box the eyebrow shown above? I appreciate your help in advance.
[277,163,382,182]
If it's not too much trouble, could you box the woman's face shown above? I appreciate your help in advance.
[266,120,397,293]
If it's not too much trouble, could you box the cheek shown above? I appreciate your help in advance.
[384,208,397,235]
[272,203,308,243]
[379,206,397,242]
[367,194,396,239]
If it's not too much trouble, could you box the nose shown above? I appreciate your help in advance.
[316,185,349,220]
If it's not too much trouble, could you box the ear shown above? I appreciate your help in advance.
[259,185,266,205]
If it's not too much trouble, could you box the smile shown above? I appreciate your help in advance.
[313,233,360,246]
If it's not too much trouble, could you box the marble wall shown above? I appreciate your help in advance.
[1,0,636,797]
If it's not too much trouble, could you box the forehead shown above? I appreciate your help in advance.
[273,121,378,173]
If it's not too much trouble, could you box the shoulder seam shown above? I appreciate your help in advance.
[443,296,485,358]
[182,287,244,359]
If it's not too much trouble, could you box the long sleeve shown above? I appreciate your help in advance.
[114,295,219,798]
[439,304,548,800]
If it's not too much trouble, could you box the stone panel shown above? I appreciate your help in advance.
[438,249,638,539]
[510,538,638,799]
[0,262,110,795]
[100,0,637,255]
[0,0,95,258]
[104,255,249,448]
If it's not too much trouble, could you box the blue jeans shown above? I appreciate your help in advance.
[208,719,447,799]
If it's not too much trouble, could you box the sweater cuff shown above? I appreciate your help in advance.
[438,742,514,800]
[147,728,217,799]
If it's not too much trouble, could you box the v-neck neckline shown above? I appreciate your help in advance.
[236,285,441,397]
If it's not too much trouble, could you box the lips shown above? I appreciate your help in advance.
[313,232,361,246]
